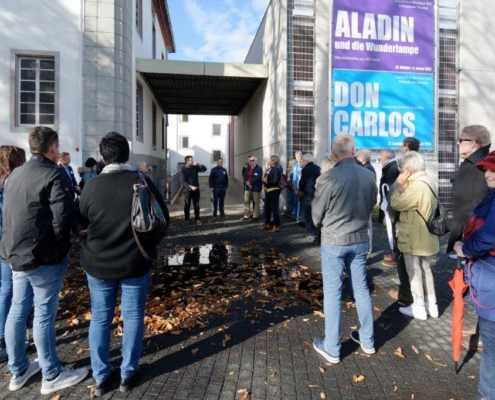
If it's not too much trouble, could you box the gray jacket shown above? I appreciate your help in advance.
[312,157,377,245]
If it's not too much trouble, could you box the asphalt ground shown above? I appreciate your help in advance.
[0,177,481,399]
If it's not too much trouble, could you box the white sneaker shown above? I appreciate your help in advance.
[426,303,439,318]
[313,338,340,364]
[350,330,375,354]
[9,360,41,391]
[40,366,89,395]
[399,305,427,320]
[448,253,458,260]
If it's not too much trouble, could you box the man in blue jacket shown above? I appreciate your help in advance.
[242,156,263,220]
[209,157,229,221]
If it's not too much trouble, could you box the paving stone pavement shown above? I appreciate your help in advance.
[0,177,482,399]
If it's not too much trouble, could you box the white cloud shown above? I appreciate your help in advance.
[180,0,270,63]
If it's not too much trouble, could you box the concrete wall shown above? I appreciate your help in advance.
[459,1,495,142]
[0,0,83,166]
[235,0,288,180]
[167,114,230,176]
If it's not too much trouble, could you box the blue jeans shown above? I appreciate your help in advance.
[212,188,226,217]
[0,262,13,340]
[287,188,298,216]
[6,257,68,378]
[87,270,151,383]
[478,316,495,399]
[320,242,374,357]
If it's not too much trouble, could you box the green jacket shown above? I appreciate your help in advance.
[391,171,439,256]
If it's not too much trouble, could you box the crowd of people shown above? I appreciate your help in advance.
[0,127,169,396]
[1,123,494,399]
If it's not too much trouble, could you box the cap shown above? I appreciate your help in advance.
[476,150,495,172]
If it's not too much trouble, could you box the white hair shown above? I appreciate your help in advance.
[294,151,302,157]
[137,160,147,168]
[356,149,371,163]
[302,153,314,163]
[401,151,425,173]
[381,149,395,160]
[332,134,355,156]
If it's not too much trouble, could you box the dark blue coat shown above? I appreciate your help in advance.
[243,164,263,192]
[299,162,320,200]
[463,189,495,321]
[209,166,228,189]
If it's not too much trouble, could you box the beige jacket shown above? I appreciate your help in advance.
[390,171,439,256]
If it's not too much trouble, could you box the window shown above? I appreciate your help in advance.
[212,124,221,136]
[152,24,156,59]
[152,101,157,148]
[180,114,189,122]
[136,0,143,37]
[212,150,222,162]
[17,57,55,126]
[162,115,166,150]
[136,81,143,141]
[180,136,189,149]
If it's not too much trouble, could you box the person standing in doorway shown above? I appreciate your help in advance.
[180,155,207,225]
[209,157,229,221]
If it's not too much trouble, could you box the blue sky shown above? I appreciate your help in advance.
[168,0,270,63]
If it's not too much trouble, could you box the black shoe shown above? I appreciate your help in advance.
[95,368,118,397]
[120,365,142,393]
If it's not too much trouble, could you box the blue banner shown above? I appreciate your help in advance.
[331,69,433,149]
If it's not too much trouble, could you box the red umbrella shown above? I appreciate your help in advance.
[448,257,468,373]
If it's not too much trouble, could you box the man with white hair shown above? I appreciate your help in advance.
[136,161,148,173]
[311,134,377,364]
[297,154,320,242]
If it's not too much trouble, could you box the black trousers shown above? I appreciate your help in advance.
[184,189,200,221]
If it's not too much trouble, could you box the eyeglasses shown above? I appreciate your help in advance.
[457,138,474,144]
[249,159,256,162]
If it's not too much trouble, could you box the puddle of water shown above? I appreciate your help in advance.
[152,244,322,304]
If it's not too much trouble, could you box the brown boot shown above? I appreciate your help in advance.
[270,226,280,232]
[260,223,270,230]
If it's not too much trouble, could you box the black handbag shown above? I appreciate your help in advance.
[416,181,451,236]
[131,172,168,262]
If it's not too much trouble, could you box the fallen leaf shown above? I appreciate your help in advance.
[425,353,447,366]
[191,348,198,356]
[303,318,309,322]
[321,392,326,399]
[229,371,234,376]
[353,374,365,383]
[319,366,326,373]
[50,395,61,400]
[270,372,276,378]
[350,325,358,330]
[394,386,398,392]
[313,310,325,318]
[394,347,406,359]
[411,345,419,354]
[222,334,231,347]
[76,348,89,355]
[374,306,381,312]
[309,384,319,388]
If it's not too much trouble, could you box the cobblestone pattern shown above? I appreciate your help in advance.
[0,177,481,399]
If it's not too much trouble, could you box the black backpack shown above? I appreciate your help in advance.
[131,172,168,261]
[416,181,451,236]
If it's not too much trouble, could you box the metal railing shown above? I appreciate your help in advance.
[165,170,182,203]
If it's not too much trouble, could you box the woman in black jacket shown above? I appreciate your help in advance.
[78,133,169,396]
[261,155,283,232]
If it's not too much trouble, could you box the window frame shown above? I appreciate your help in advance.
[180,114,189,123]
[136,81,143,142]
[212,124,221,136]
[180,136,189,149]
[212,150,222,162]
[152,101,157,149]
[11,50,60,132]
[136,0,143,38]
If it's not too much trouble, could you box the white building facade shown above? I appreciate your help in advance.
[0,0,175,188]
[167,114,230,176]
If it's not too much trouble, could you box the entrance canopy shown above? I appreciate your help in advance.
[136,59,268,115]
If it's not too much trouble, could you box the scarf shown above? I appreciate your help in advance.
[100,163,134,174]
